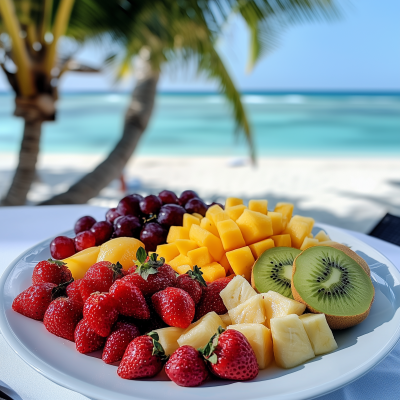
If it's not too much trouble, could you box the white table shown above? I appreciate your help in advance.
[0,205,400,400]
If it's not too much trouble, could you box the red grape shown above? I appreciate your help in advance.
[157,204,186,227]
[50,236,76,260]
[113,215,142,238]
[179,190,199,206]
[140,195,162,215]
[116,194,142,216]
[140,222,167,252]
[74,216,96,234]
[158,190,179,205]
[105,208,121,224]
[74,231,96,252]
[90,221,113,245]
[185,198,208,216]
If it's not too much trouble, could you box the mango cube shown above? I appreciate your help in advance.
[268,212,284,235]
[206,204,224,223]
[225,197,243,208]
[154,327,185,355]
[315,230,330,242]
[249,199,268,215]
[176,264,193,275]
[167,226,189,243]
[200,217,220,237]
[155,243,179,262]
[217,219,246,252]
[187,246,213,268]
[225,204,247,221]
[219,253,232,274]
[274,202,294,221]
[226,246,255,281]
[200,262,226,282]
[183,213,200,230]
[270,234,291,247]
[300,237,319,250]
[168,254,193,272]
[291,215,315,235]
[228,294,266,325]
[192,213,203,220]
[236,209,273,245]
[249,238,275,259]
[63,246,100,279]
[189,225,224,261]
[285,219,309,249]
[175,239,198,256]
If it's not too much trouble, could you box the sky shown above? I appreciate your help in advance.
[0,0,399,92]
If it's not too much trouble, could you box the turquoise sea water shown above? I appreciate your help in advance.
[1,93,400,156]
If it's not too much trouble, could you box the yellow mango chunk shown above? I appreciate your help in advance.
[249,238,275,259]
[268,211,284,235]
[192,213,203,220]
[97,237,144,270]
[315,230,330,242]
[176,264,193,275]
[285,219,309,249]
[187,247,213,268]
[175,239,198,256]
[225,204,247,221]
[226,246,255,281]
[236,209,273,245]
[166,226,190,243]
[249,199,268,215]
[219,253,233,274]
[206,205,230,226]
[274,203,294,221]
[225,197,244,208]
[200,217,220,237]
[168,254,193,272]
[183,213,200,230]
[291,215,315,235]
[63,246,100,279]
[189,225,224,261]
[155,243,179,262]
[300,237,319,250]
[217,219,246,252]
[270,234,291,247]
[200,262,226,282]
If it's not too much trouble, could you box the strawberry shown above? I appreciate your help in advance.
[175,265,206,304]
[43,297,82,341]
[74,319,106,354]
[117,331,167,379]
[200,327,258,381]
[32,259,72,285]
[195,277,232,320]
[151,287,195,329]
[83,292,119,337]
[102,321,140,364]
[79,278,111,303]
[66,278,84,308]
[12,280,71,321]
[109,279,150,319]
[165,345,209,387]
[84,261,124,286]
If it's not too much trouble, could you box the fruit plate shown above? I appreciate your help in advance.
[1,224,400,400]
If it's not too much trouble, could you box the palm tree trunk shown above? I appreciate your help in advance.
[40,60,159,205]
[1,119,42,206]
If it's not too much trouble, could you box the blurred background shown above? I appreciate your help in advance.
[0,0,399,232]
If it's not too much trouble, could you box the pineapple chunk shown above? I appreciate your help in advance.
[236,210,273,245]
[168,254,193,272]
[189,225,224,261]
[176,264,192,275]
[274,203,294,222]
[154,327,185,355]
[248,199,268,215]
[220,275,257,310]
[300,237,319,250]
[200,217,220,237]
[155,243,179,262]
[225,204,247,221]
[268,212,284,235]
[270,314,315,368]
[263,291,306,328]
[249,238,275,259]
[183,213,200,230]
[299,314,338,355]
[228,294,266,325]
[187,247,213,268]
[226,246,255,281]
[217,219,246,252]
[227,323,273,369]
[167,226,190,243]
[200,262,226,282]
[219,313,232,326]
[315,230,331,242]
[175,239,198,256]
[177,312,225,349]
[270,234,291,247]
[225,197,244,208]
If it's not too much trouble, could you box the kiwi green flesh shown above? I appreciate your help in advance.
[253,247,301,299]
[293,246,374,316]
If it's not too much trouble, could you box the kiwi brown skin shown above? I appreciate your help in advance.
[291,246,374,330]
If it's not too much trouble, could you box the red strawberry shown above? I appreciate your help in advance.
[102,322,140,364]
[127,265,137,275]
[200,327,258,381]
[109,279,150,319]
[175,265,206,304]
[43,297,82,341]
[74,319,106,354]
[66,279,84,308]
[195,277,232,320]
[32,259,72,285]
[151,287,195,329]
[165,345,209,387]
[79,278,111,303]
[117,332,167,379]
[83,292,119,337]
[84,261,124,286]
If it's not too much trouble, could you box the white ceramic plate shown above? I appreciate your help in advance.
[1,223,400,400]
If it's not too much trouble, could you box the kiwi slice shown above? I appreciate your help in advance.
[292,246,374,330]
[251,247,301,299]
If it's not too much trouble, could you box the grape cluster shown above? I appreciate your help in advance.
[50,190,217,259]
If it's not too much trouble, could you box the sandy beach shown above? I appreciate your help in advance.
[1,152,399,234]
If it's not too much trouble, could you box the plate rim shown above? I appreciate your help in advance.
[1,224,400,400]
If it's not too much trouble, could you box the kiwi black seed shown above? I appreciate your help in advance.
[251,247,301,299]
[292,246,374,330]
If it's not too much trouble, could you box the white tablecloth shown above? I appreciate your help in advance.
[1,205,400,400]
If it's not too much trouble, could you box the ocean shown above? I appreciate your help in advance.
[1,93,400,157]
